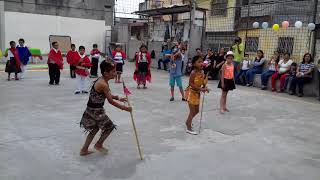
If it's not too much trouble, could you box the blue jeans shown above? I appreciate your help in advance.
[235,69,248,85]
[233,61,240,78]
[245,68,262,85]
[290,76,312,94]
[261,70,276,86]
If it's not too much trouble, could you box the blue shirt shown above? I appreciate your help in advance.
[170,58,183,77]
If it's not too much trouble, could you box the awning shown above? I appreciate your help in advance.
[134,5,207,17]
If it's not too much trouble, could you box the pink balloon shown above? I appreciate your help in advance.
[282,21,289,28]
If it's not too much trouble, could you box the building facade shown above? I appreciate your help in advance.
[0,0,114,54]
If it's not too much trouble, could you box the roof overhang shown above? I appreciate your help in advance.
[134,5,207,17]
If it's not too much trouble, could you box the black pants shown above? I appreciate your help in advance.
[70,65,76,78]
[48,63,60,85]
[90,57,99,77]
[290,76,312,94]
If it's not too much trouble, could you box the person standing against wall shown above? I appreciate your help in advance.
[231,37,245,78]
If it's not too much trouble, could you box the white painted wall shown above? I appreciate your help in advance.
[5,11,107,54]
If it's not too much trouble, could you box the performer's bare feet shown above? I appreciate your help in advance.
[224,108,230,112]
[220,109,225,114]
[80,150,94,156]
[94,145,109,154]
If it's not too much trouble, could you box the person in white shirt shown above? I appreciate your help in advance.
[271,52,293,92]
[235,53,250,85]
[261,51,280,90]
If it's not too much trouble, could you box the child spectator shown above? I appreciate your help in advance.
[235,53,250,85]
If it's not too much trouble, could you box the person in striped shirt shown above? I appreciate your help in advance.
[289,53,315,97]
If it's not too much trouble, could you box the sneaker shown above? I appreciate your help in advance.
[74,91,81,95]
[298,93,303,97]
[261,86,267,90]
[137,85,141,89]
[82,91,89,94]
[182,98,187,101]
[271,88,276,92]
[49,83,54,86]
[289,91,295,95]
[246,84,250,87]
[186,129,198,135]
[170,97,174,101]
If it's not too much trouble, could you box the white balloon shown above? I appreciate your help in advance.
[308,23,316,30]
[262,22,269,29]
[295,21,303,28]
[253,22,259,28]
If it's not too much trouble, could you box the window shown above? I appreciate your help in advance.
[211,0,228,16]
[278,37,294,55]
[242,0,249,5]
[245,37,259,53]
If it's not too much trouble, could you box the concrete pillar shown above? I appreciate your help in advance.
[0,0,5,52]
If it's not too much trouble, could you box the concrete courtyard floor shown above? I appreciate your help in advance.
[1,62,320,180]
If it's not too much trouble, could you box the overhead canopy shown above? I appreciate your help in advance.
[134,5,207,17]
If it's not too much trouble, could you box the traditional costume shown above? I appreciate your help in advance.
[5,47,21,80]
[134,51,152,87]
[80,79,116,135]
[90,49,101,78]
[66,50,78,78]
[185,71,207,105]
[74,53,92,93]
[47,48,63,85]
[16,45,31,79]
[112,50,126,74]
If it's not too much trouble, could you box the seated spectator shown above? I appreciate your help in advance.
[158,45,172,70]
[271,52,293,92]
[285,62,297,91]
[245,50,266,86]
[235,53,250,85]
[289,53,315,97]
[196,48,203,58]
[261,51,280,90]
[212,48,226,80]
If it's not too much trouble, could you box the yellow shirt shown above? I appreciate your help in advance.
[232,43,245,62]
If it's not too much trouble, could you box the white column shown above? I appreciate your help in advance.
[0,1,5,52]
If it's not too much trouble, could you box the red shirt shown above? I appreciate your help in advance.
[74,53,92,76]
[66,50,78,65]
[90,49,101,56]
[48,49,64,69]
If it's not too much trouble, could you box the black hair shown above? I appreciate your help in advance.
[18,38,25,43]
[291,62,297,66]
[115,45,121,49]
[52,41,58,46]
[79,46,85,51]
[192,55,202,65]
[196,48,201,51]
[302,53,314,64]
[71,44,76,48]
[284,52,291,57]
[93,44,98,48]
[244,53,249,56]
[257,49,264,59]
[140,44,148,50]
[9,41,15,46]
[100,60,115,75]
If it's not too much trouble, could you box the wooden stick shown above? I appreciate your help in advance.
[126,96,143,160]
[199,72,209,134]
[199,92,206,134]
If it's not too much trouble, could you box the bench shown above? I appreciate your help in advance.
[252,74,318,97]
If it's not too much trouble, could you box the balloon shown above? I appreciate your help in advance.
[282,21,289,28]
[308,23,316,30]
[262,22,269,29]
[295,21,303,28]
[252,22,259,28]
[272,24,280,31]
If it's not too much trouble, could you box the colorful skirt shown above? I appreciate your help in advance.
[218,78,236,91]
[186,88,201,105]
[80,107,116,135]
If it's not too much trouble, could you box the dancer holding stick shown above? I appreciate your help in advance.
[199,71,209,134]
[122,79,144,160]
[185,55,209,135]
[79,61,132,156]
